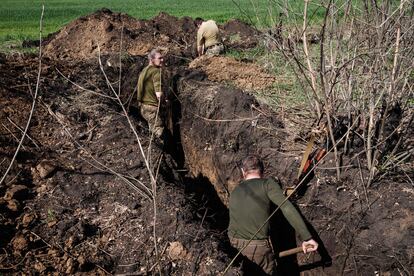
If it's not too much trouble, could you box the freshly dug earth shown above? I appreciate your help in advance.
[1,9,413,276]
[43,9,262,61]
[189,56,276,91]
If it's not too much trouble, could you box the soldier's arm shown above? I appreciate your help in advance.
[197,26,205,56]
[266,178,312,241]
[137,73,143,102]
[153,69,162,100]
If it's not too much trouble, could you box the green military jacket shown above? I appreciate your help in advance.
[137,65,161,106]
[228,177,312,241]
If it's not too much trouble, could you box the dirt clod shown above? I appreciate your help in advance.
[7,199,20,212]
[21,213,36,227]
[34,160,56,179]
[4,185,29,201]
[12,234,28,252]
[34,261,47,273]
[167,241,188,260]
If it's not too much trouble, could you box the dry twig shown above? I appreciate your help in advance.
[0,6,44,185]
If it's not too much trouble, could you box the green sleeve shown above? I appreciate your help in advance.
[137,66,147,102]
[153,69,161,93]
[137,77,142,102]
[266,178,312,241]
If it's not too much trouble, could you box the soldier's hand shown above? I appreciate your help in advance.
[156,92,163,101]
[302,239,318,253]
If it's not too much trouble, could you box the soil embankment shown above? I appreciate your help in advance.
[1,9,413,275]
[43,9,261,61]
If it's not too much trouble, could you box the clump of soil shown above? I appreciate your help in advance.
[43,9,261,61]
[189,56,276,90]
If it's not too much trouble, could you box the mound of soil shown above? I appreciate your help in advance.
[189,56,276,91]
[43,9,182,60]
[43,9,261,61]
[222,19,261,50]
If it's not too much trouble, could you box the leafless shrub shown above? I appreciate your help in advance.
[266,0,413,185]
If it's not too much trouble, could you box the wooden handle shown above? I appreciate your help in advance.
[278,244,315,258]
[278,246,304,257]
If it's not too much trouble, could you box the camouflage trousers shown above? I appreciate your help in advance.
[229,236,275,275]
[140,103,164,139]
[205,43,224,56]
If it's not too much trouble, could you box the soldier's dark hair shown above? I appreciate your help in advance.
[241,155,264,174]
[194,17,204,27]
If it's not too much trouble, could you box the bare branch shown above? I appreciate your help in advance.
[0,6,44,185]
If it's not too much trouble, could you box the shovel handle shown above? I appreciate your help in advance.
[278,246,303,257]
[278,245,314,258]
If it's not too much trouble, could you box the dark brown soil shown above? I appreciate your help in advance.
[0,55,239,275]
[1,9,413,276]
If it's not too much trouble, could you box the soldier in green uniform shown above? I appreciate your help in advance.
[228,155,318,275]
[137,48,165,142]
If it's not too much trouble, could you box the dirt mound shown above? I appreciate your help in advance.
[43,9,261,61]
[43,9,186,60]
[222,19,261,50]
[189,56,275,90]
[43,9,203,60]
[178,78,297,203]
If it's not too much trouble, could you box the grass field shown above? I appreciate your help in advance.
[0,0,326,44]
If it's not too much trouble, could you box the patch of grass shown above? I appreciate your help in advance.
[256,78,308,111]
[226,45,266,61]
[0,39,39,54]
[407,97,414,108]
[232,46,312,110]
[228,34,241,44]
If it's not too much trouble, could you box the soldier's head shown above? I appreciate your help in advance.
[241,155,264,178]
[195,17,204,28]
[148,48,164,67]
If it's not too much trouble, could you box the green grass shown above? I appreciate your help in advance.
[226,46,267,61]
[226,45,313,109]
[0,0,326,45]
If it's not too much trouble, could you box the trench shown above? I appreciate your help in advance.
[168,72,232,228]
[161,70,318,275]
